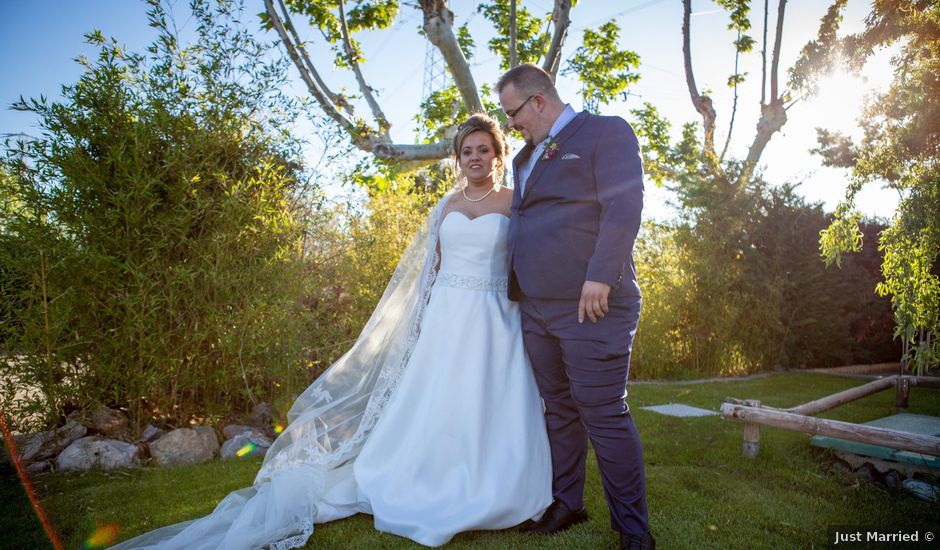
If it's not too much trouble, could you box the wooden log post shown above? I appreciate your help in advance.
[742,399,761,458]
[896,376,910,410]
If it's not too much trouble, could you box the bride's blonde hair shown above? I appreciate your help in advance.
[452,113,509,190]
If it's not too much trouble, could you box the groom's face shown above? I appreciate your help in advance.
[499,83,546,147]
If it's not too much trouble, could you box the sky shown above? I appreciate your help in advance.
[0,0,900,222]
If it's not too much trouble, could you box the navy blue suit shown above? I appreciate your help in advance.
[508,111,649,535]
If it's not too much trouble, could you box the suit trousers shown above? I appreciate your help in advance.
[519,294,649,535]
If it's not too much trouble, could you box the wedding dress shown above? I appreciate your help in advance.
[354,210,551,545]
[110,198,551,549]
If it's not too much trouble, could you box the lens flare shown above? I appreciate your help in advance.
[236,442,256,457]
[85,524,120,548]
[273,423,284,434]
[1,407,65,549]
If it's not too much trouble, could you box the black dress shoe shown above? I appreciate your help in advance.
[521,500,589,535]
[620,531,655,550]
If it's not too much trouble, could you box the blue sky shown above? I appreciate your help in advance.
[0,0,899,221]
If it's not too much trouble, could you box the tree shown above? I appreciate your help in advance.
[622,1,864,374]
[260,1,900,376]
[795,0,939,373]
[260,0,641,162]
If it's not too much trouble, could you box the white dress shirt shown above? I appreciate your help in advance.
[517,104,577,194]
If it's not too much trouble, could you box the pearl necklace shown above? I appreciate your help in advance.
[462,185,496,202]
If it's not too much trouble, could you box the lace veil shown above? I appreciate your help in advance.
[110,193,454,549]
[257,192,451,480]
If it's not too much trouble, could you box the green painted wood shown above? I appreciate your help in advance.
[810,413,940,468]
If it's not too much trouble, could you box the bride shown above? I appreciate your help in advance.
[110,113,552,549]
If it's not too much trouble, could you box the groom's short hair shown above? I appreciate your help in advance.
[496,64,561,101]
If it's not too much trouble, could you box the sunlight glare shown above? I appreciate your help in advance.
[803,70,872,139]
[85,524,120,548]
[236,443,257,457]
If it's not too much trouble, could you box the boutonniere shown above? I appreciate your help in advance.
[542,135,559,160]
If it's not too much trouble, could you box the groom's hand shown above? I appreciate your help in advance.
[578,280,611,323]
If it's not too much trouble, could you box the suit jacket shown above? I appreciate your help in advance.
[508,111,644,301]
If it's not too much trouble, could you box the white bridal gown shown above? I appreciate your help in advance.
[354,211,552,546]
[111,210,551,549]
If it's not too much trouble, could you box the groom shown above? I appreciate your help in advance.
[498,64,654,550]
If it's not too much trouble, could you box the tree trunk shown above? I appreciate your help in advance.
[681,0,717,164]
[739,100,786,185]
[509,0,518,69]
[420,0,483,113]
[542,0,572,80]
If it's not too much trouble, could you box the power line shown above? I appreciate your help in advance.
[572,0,667,31]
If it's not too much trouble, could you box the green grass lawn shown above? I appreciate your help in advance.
[4,372,939,549]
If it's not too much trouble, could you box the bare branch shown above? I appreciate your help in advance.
[419,0,483,113]
[275,0,343,111]
[509,0,518,69]
[720,31,742,163]
[770,0,787,102]
[373,141,452,161]
[682,0,717,162]
[267,0,452,162]
[264,0,357,137]
[541,0,572,80]
[761,0,768,105]
[737,0,788,185]
[337,0,390,135]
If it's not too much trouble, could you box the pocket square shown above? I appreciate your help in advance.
[561,153,581,160]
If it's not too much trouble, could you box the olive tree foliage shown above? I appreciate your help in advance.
[260,0,641,162]
[791,0,939,373]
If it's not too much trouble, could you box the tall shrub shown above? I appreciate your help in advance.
[0,0,309,430]
[632,176,897,380]
[298,176,443,376]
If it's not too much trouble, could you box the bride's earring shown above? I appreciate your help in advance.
[454,160,468,189]
[493,162,505,189]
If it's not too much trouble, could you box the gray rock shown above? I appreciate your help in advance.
[192,425,219,456]
[55,436,140,471]
[12,431,56,464]
[90,405,130,438]
[222,423,256,440]
[248,402,277,435]
[58,419,88,442]
[25,460,51,474]
[12,420,88,464]
[148,428,215,467]
[140,424,166,443]
[220,432,272,460]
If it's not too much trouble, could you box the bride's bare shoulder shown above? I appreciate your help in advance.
[439,192,464,216]
[495,186,513,215]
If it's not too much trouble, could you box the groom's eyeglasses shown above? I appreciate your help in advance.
[504,94,535,119]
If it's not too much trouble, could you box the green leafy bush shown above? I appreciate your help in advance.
[0,1,310,430]
[632,178,897,380]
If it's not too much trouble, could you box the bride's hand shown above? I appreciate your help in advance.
[578,280,611,323]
